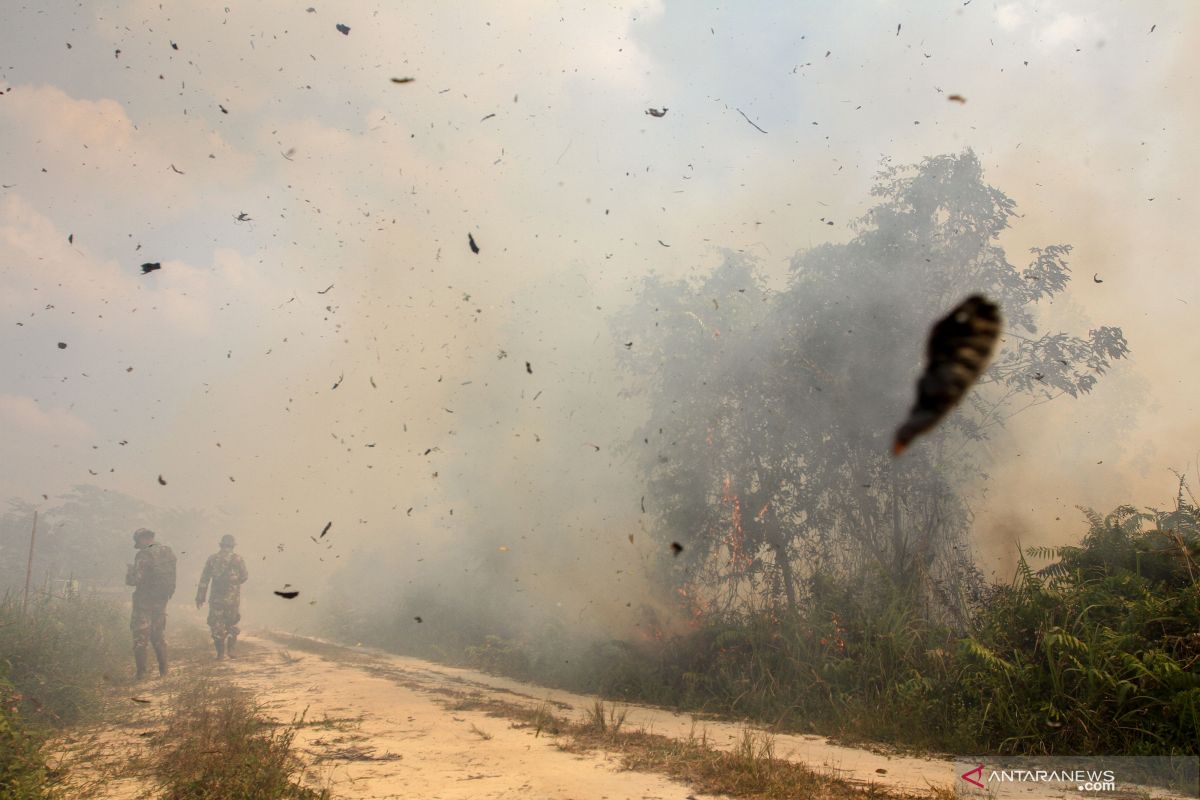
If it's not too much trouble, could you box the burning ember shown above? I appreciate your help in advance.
[721,475,751,571]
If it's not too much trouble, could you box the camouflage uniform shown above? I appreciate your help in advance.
[196,546,248,658]
[125,534,176,678]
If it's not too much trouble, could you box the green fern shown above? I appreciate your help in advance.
[961,637,1015,674]
[1025,545,1063,560]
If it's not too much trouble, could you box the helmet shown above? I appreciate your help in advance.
[220,534,236,548]
[133,527,155,543]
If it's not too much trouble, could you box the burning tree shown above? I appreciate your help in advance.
[616,151,1129,623]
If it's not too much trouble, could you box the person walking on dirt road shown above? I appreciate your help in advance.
[195,534,248,660]
[125,528,177,679]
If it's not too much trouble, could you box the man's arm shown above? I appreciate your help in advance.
[234,555,248,585]
[195,555,214,606]
[165,548,177,599]
[125,551,144,587]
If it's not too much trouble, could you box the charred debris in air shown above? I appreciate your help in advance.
[892,295,1002,456]
[26,9,1136,658]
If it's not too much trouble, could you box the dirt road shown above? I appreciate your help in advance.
[231,632,957,799]
[53,633,1190,799]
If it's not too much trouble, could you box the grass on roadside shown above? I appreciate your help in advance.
[152,678,328,800]
[590,726,859,800]
[441,690,934,800]
[1,590,130,800]
[0,592,127,726]
[564,700,885,800]
[583,699,628,736]
[1,675,57,800]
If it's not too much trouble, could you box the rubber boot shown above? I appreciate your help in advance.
[134,647,149,681]
[153,641,168,677]
[214,637,225,660]
[225,635,237,659]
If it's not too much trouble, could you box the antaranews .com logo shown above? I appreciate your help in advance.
[960,763,1116,793]
[954,756,1198,798]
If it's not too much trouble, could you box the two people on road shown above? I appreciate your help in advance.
[125,529,248,679]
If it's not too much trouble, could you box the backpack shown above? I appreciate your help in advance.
[141,543,177,599]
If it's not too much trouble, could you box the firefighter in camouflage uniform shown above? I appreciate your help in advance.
[195,534,248,659]
[125,528,177,679]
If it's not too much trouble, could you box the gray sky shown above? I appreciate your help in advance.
[2,0,1198,602]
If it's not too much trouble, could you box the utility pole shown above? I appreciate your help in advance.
[21,510,38,615]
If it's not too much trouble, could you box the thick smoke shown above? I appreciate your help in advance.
[1,2,1196,662]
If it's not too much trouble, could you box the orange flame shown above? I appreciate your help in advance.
[721,474,748,571]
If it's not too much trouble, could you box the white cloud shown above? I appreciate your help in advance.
[0,194,272,338]
[0,83,256,210]
[0,394,92,439]
[996,3,1029,30]
[1042,13,1083,44]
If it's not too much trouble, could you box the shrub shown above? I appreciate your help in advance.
[0,592,127,726]
[154,679,328,800]
[0,675,56,800]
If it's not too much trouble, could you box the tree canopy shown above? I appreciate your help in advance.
[616,151,1129,621]
[0,485,212,592]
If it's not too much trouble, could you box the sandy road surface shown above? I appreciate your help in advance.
[237,634,726,799]
[51,634,1188,799]
[233,632,956,799]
